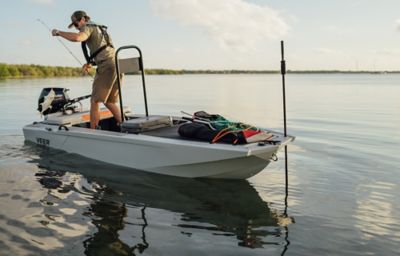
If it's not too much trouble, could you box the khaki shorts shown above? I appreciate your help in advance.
[91,59,122,103]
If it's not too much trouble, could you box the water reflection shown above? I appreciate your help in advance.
[26,144,291,255]
[354,181,399,241]
[83,193,149,255]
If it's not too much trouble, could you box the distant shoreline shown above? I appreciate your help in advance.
[1,63,398,79]
[0,63,89,79]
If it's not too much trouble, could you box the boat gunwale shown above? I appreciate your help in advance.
[23,122,290,156]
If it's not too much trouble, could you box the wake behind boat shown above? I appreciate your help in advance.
[23,45,294,179]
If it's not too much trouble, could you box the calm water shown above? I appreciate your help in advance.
[0,74,399,255]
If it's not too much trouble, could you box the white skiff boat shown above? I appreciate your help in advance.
[23,45,294,179]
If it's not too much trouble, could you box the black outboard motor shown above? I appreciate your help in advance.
[37,87,70,115]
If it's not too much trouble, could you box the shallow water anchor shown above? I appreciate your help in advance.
[280,40,289,215]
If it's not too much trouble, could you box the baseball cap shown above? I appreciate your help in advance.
[68,10,89,28]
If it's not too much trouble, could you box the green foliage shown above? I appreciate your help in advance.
[0,63,85,79]
[143,69,278,75]
[0,63,11,78]
[1,63,394,79]
[145,69,184,75]
[7,65,20,77]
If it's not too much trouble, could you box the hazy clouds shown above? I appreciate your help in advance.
[149,0,289,50]
[28,0,54,5]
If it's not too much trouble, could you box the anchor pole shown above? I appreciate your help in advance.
[280,41,289,213]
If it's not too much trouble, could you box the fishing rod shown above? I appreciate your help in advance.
[37,18,94,78]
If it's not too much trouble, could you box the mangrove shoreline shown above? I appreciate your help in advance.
[0,63,398,79]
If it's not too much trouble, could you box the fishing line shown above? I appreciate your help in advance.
[37,18,94,78]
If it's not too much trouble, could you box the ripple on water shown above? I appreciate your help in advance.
[0,150,96,255]
[354,181,400,242]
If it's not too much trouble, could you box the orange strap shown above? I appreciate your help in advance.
[81,109,113,122]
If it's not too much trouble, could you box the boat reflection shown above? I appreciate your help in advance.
[28,145,291,255]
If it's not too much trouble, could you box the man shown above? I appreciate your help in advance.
[52,10,122,129]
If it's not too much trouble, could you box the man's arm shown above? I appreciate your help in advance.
[52,29,88,42]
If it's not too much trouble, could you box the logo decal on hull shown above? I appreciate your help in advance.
[36,137,50,146]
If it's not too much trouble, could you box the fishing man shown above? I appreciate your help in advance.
[51,10,122,129]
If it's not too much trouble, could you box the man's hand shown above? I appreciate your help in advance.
[51,29,60,36]
[82,63,92,74]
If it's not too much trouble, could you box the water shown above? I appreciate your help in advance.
[0,74,399,255]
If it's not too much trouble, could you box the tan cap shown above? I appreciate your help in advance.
[68,10,89,29]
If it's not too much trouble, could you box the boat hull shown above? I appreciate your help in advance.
[23,123,290,179]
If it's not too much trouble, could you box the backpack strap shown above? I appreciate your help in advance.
[81,23,114,65]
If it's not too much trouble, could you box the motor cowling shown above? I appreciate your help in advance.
[37,87,70,115]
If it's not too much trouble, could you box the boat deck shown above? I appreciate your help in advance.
[141,125,183,139]
[43,109,288,146]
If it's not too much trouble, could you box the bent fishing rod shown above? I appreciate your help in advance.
[37,18,94,79]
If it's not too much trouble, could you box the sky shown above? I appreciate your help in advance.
[2,0,400,71]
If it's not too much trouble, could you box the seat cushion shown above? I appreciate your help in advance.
[121,115,172,133]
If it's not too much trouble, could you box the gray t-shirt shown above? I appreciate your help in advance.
[80,22,115,64]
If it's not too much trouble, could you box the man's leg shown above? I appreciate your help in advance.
[104,102,122,125]
[90,101,100,129]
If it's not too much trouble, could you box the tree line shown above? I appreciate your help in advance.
[0,63,280,78]
[0,63,88,78]
[144,69,279,75]
[1,63,397,79]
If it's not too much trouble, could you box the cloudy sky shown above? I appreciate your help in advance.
[1,0,400,70]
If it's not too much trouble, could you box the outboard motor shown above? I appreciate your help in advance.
[37,87,70,115]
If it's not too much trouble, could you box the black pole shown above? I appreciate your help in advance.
[138,54,149,117]
[115,48,125,123]
[280,41,289,212]
[280,41,287,137]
